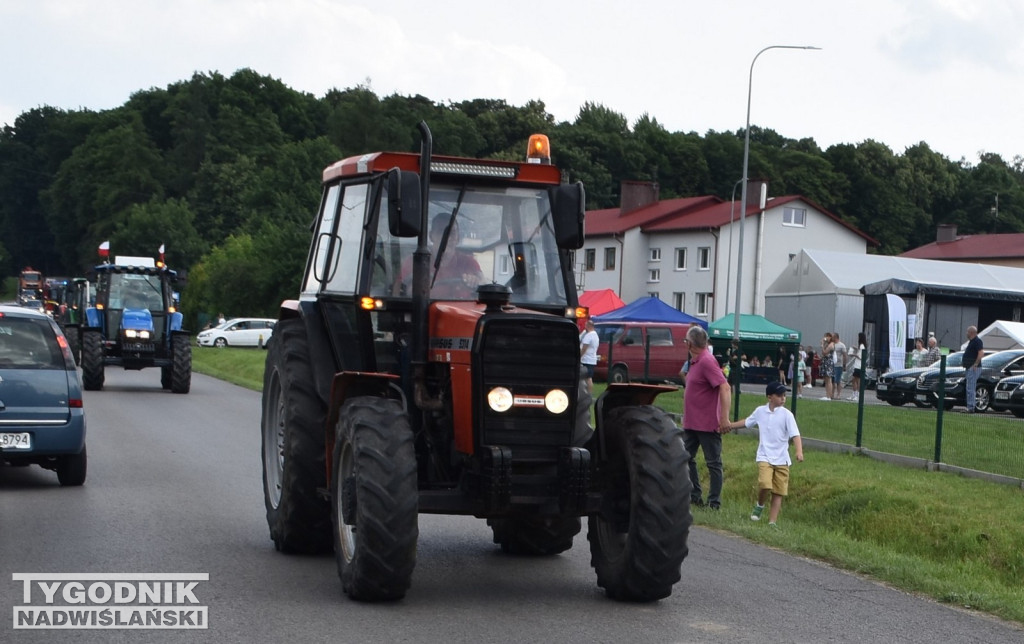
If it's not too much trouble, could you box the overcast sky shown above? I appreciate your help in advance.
[2,0,1021,164]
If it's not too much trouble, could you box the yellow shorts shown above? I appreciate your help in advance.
[757,462,790,496]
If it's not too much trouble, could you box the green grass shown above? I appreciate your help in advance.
[193,347,1024,625]
[191,343,269,389]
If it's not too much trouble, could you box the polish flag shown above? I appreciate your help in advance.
[159,243,166,263]
[98,241,110,257]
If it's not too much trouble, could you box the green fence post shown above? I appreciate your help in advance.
[855,347,866,447]
[934,355,946,464]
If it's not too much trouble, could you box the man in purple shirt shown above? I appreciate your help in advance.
[682,325,733,509]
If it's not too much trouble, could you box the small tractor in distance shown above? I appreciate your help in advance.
[80,254,191,393]
[261,122,691,602]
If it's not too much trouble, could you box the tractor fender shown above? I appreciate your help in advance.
[592,383,678,461]
[169,311,184,332]
[323,371,405,483]
[85,307,103,328]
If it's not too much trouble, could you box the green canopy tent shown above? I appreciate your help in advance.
[707,314,802,384]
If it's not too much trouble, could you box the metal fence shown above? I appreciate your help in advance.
[785,353,1024,488]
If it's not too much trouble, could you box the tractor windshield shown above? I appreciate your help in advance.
[106,273,165,311]
[374,183,571,307]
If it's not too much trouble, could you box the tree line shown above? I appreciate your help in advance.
[1,68,1021,329]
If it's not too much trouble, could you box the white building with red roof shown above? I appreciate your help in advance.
[577,181,877,321]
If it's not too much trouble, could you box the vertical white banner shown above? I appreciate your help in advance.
[886,294,907,371]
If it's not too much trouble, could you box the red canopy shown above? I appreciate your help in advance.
[580,289,626,317]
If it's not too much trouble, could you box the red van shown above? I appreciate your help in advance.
[593,322,691,384]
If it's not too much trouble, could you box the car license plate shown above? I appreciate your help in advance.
[0,432,32,450]
[915,394,928,402]
[877,384,888,391]
[995,391,1010,400]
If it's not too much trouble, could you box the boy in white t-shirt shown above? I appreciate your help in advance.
[727,381,804,526]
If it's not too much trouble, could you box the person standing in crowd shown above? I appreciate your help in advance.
[831,332,847,400]
[911,338,927,367]
[727,381,804,527]
[794,349,806,398]
[924,336,941,365]
[579,319,599,393]
[820,333,835,400]
[682,325,732,510]
[777,345,791,386]
[804,347,815,389]
[963,325,984,413]
[847,332,867,400]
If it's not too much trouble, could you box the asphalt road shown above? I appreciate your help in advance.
[2,369,1021,643]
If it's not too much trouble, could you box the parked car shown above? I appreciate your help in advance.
[0,304,87,485]
[875,352,963,406]
[593,322,690,384]
[990,374,1024,417]
[196,317,276,348]
[914,349,1024,412]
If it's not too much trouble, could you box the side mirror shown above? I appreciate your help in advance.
[550,182,585,249]
[387,169,421,238]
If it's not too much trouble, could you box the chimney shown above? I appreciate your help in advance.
[619,180,659,215]
[936,224,957,243]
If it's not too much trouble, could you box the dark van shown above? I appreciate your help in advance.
[593,322,691,384]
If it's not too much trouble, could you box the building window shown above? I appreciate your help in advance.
[648,269,660,283]
[584,248,596,271]
[604,247,616,270]
[675,248,687,270]
[673,292,685,310]
[783,207,807,227]
[498,254,511,275]
[696,292,712,316]
[648,291,659,299]
[649,248,661,262]
[698,247,710,271]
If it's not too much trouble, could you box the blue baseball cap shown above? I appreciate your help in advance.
[766,381,789,396]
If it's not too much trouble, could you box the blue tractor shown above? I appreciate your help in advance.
[80,256,191,393]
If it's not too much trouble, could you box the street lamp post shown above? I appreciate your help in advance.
[724,178,743,316]
[733,44,821,343]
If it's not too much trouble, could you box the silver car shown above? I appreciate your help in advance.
[0,304,87,485]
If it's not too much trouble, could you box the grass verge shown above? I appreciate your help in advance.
[193,347,1024,625]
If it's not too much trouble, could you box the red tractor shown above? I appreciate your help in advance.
[261,123,691,602]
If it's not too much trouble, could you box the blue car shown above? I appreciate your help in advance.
[0,304,87,485]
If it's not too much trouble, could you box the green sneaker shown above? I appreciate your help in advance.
[750,504,764,521]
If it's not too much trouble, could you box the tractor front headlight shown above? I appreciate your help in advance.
[487,387,514,413]
[544,389,570,414]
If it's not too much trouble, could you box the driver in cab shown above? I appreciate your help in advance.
[395,213,483,299]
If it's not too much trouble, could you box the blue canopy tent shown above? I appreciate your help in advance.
[592,297,707,328]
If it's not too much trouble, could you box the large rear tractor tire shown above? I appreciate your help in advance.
[588,405,692,602]
[488,515,581,555]
[81,330,105,391]
[333,396,418,601]
[261,318,332,554]
[170,334,191,394]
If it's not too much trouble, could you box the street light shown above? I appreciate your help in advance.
[733,44,821,342]
[724,178,743,315]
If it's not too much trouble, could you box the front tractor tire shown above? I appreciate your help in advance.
[332,396,418,601]
[81,330,105,391]
[261,318,332,554]
[588,405,692,602]
[64,326,81,366]
[170,334,192,394]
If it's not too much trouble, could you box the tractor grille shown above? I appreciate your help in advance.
[477,317,580,459]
